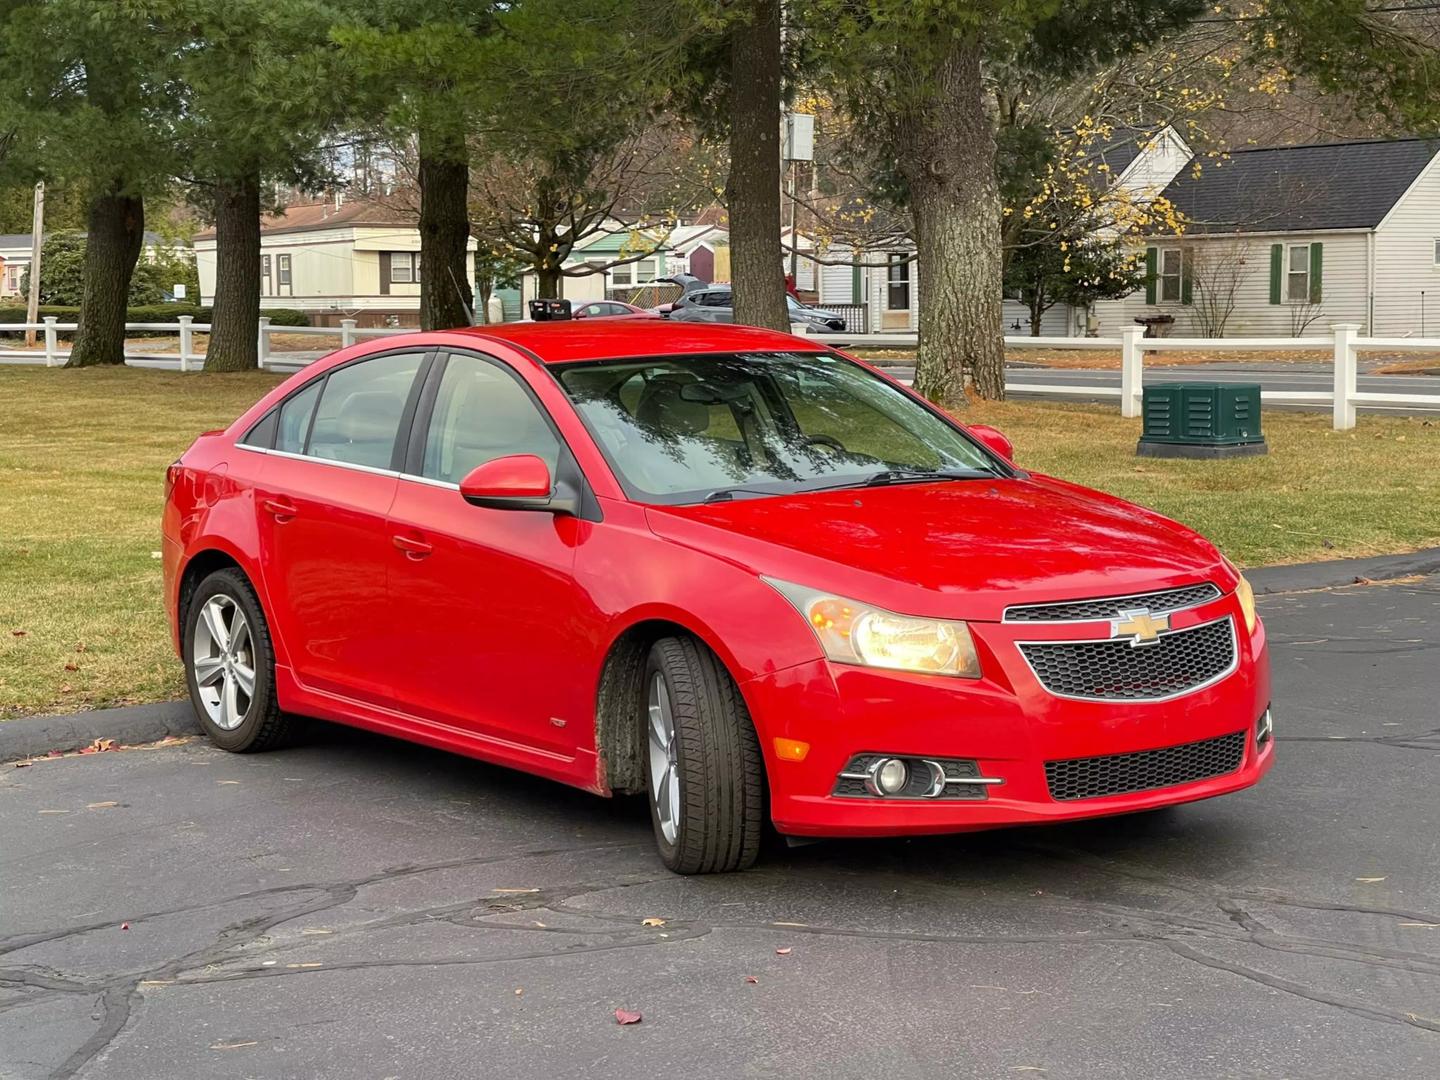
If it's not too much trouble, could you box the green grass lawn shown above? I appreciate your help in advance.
[2,364,1437,720]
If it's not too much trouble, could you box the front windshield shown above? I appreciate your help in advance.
[555,351,1001,504]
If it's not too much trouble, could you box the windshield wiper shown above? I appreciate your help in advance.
[860,467,994,486]
[703,486,786,503]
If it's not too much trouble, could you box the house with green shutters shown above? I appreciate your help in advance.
[1095,137,1440,337]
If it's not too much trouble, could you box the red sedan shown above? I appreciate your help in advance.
[163,321,1272,874]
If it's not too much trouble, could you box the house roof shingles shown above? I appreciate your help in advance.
[192,199,416,241]
[1160,138,1440,234]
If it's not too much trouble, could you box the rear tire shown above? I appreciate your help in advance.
[183,568,293,753]
[643,637,765,874]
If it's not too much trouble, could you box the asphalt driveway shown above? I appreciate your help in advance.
[3,577,1438,1079]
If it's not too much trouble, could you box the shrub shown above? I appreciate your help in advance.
[260,308,310,326]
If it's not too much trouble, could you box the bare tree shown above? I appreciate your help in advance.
[1187,241,1254,337]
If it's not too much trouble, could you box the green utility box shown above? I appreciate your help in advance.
[1137,382,1268,459]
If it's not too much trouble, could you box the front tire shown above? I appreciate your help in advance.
[183,568,293,752]
[644,637,765,874]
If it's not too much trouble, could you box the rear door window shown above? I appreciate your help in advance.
[275,380,322,454]
[305,352,425,468]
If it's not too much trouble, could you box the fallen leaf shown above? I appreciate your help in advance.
[515,988,524,996]
[14,761,33,769]
[614,1008,642,1025]
[493,887,540,894]
[92,738,114,752]
[120,922,130,930]
[86,801,119,809]
[1354,576,1374,585]
[209,1041,258,1050]
[641,917,666,928]
[11,629,26,637]
[1355,876,1387,883]
[744,976,758,984]
[64,662,79,672]
[216,780,241,785]
[59,684,73,694]
[75,643,87,653]
[775,947,792,956]
[46,750,62,758]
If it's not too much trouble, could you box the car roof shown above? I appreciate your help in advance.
[440,319,822,364]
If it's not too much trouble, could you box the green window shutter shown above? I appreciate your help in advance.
[1269,244,1283,304]
[851,263,862,304]
[1309,242,1323,303]
[1144,247,1157,304]
[1181,254,1194,306]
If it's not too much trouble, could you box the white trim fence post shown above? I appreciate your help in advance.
[1331,322,1359,431]
[42,316,58,367]
[257,316,272,370]
[1120,325,1144,418]
[340,318,358,349]
[177,315,193,372]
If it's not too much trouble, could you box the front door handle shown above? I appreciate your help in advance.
[392,534,433,560]
[262,498,298,522]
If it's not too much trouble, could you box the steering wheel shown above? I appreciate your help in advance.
[801,434,846,453]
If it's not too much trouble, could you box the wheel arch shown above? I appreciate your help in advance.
[593,615,759,796]
[174,542,282,664]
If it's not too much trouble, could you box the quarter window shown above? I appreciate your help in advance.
[306,352,425,468]
[1287,244,1311,302]
[886,254,910,311]
[420,353,560,484]
[1159,248,1183,302]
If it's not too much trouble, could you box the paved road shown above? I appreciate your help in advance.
[3,579,1440,1079]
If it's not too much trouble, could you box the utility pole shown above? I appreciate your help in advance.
[24,181,43,349]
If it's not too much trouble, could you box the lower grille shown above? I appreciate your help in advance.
[1045,731,1246,801]
[1019,617,1236,701]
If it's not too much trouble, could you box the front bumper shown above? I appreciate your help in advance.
[750,608,1272,838]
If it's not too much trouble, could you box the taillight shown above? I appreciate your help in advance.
[165,461,182,501]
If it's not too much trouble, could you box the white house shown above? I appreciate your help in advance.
[193,198,479,328]
[1094,137,1440,337]
[799,126,1193,335]
[516,222,731,309]
[0,231,171,301]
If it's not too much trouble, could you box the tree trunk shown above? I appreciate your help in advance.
[895,39,1005,404]
[536,263,562,300]
[67,183,143,368]
[1028,292,1045,336]
[725,0,788,332]
[418,126,473,331]
[204,175,261,372]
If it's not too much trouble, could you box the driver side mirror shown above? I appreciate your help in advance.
[967,424,1014,463]
[459,455,577,516]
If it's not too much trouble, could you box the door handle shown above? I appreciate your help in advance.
[262,498,298,521]
[392,534,433,559]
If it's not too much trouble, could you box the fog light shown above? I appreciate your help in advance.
[867,757,909,796]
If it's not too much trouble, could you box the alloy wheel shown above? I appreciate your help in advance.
[191,594,255,731]
[647,671,681,844]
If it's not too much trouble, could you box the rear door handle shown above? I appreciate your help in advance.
[262,498,298,521]
[392,534,433,559]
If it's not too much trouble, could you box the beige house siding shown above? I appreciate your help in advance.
[1093,231,1371,338]
[1372,153,1440,335]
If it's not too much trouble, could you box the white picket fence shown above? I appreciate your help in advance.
[4,317,1438,432]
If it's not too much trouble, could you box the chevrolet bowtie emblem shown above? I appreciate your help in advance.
[1112,608,1169,646]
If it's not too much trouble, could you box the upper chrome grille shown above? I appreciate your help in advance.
[1004,582,1221,623]
[1018,617,1236,702]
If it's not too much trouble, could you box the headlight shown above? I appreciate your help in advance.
[1235,574,1257,634]
[765,578,981,678]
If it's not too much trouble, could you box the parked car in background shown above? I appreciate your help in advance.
[164,320,1271,876]
[573,300,659,320]
[668,286,847,332]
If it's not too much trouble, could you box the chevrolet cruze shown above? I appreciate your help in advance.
[164,321,1272,873]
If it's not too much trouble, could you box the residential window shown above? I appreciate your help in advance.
[611,261,632,287]
[260,254,272,296]
[1433,238,1440,267]
[1287,244,1311,302]
[277,254,292,287]
[886,253,910,311]
[1159,248,1183,302]
[390,252,421,284]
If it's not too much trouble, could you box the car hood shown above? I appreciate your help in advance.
[645,475,1231,622]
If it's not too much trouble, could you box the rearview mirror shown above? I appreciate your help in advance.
[967,424,1014,463]
[459,455,575,515]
